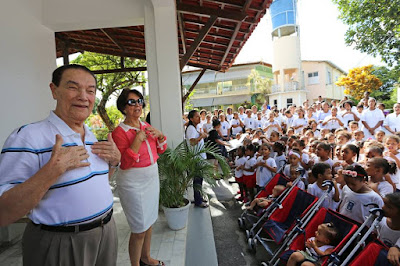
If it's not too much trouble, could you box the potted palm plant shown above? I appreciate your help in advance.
[158,140,230,230]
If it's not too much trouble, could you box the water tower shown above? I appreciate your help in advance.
[269,0,306,108]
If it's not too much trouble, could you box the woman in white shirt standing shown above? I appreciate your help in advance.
[322,107,344,132]
[361,98,385,140]
[185,110,209,208]
[340,100,360,129]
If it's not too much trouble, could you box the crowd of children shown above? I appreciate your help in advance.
[185,96,400,265]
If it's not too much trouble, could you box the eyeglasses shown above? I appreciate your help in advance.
[127,98,144,106]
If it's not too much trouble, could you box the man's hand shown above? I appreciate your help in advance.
[91,133,121,167]
[50,135,90,174]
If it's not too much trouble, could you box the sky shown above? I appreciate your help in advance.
[234,0,384,72]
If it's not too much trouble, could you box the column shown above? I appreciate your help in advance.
[144,0,184,148]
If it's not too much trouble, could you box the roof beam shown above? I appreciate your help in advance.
[92,67,147,75]
[182,68,206,104]
[177,3,247,22]
[180,15,217,70]
[178,13,187,54]
[100,29,128,53]
[219,0,252,67]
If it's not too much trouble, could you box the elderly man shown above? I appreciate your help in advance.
[0,64,121,265]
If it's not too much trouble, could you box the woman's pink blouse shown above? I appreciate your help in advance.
[112,122,167,170]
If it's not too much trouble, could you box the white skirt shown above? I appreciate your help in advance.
[116,163,159,233]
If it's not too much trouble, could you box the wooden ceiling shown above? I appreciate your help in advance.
[55,0,272,72]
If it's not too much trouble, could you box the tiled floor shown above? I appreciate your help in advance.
[0,197,187,266]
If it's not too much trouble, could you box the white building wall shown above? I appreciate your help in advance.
[42,0,145,31]
[0,0,56,146]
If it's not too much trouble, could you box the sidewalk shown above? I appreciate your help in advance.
[0,196,188,266]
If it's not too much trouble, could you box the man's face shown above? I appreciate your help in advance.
[50,69,96,125]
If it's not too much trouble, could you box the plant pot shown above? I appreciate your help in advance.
[162,198,190,230]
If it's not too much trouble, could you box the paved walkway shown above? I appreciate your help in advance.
[0,196,188,266]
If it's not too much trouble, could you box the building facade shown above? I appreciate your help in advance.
[182,62,273,110]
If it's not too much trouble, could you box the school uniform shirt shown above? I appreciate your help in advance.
[292,118,308,134]
[255,118,265,129]
[239,113,247,122]
[185,124,206,159]
[360,108,385,139]
[243,156,257,175]
[340,111,359,128]
[322,115,344,131]
[377,181,394,198]
[256,157,277,187]
[235,156,247,178]
[226,114,233,122]
[0,111,113,226]
[274,154,286,172]
[244,117,256,130]
[230,119,243,135]
[284,116,294,129]
[251,113,258,119]
[264,120,280,137]
[202,122,213,133]
[385,152,400,190]
[307,182,338,210]
[339,185,383,223]
[220,121,230,137]
[317,110,332,129]
[383,112,400,133]
[377,217,400,247]
[313,157,334,168]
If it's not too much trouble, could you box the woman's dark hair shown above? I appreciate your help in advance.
[52,64,96,86]
[212,119,221,128]
[369,157,397,175]
[116,89,146,115]
[187,110,198,129]
[344,165,368,181]
[311,163,331,180]
[342,100,353,108]
[342,144,360,161]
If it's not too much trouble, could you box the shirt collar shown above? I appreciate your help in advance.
[119,121,146,132]
[47,111,96,142]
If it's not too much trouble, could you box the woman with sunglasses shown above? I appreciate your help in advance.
[112,89,167,266]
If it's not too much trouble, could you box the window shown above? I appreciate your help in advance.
[274,99,278,106]
[308,71,319,85]
[287,98,293,108]
[327,70,332,84]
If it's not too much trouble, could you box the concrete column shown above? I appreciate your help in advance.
[144,0,184,148]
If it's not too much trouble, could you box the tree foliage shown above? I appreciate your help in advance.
[333,0,400,68]
[72,52,146,131]
[336,65,382,100]
[247,69,272,105]
[370,66,399,107]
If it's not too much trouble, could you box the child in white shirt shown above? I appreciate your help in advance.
[255,143,277,188]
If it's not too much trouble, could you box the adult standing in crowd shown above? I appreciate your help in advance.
[185,110,209,208]
[0,64,121,265]
[112,89,167,266]
[383,103,400,134]
[361,97,385,140]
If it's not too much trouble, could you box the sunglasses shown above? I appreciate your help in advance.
[127,98,144,106]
